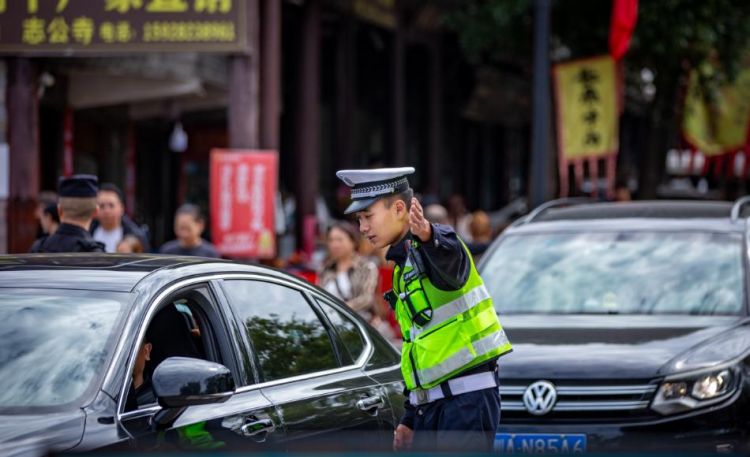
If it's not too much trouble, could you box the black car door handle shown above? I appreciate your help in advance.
[240,418,275,439]
[357,395,385,411]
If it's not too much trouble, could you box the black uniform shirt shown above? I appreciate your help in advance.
[385,223,470,289]
[30,223,106,253]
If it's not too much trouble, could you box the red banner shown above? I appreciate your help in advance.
[609,0,638,61]
[210,149,278,259]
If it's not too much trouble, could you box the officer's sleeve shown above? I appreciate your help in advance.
[400,393,416,429]
[418,223,470,291]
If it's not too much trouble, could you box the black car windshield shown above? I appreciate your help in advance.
[481,231,745,315]
[0,289,130,410]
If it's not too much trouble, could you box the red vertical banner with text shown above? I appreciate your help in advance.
[210,150,278,259]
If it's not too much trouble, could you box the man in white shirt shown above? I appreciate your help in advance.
[92,183,150,252]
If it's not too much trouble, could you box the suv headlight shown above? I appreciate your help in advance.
[692,370,732,399]
[651,368,738,415]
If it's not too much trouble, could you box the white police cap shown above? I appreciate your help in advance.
[336,167,415,214]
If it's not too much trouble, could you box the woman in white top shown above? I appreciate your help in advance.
[318,221,379,320]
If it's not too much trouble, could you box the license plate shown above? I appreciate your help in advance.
[495,433,587,454]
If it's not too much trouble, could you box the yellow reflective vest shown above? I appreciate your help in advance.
[393,240,512,390]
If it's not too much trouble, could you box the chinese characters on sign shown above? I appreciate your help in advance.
[578,68,603,149]
[553,55,619,197]
[554,55,618,160]
[0,0,247,54]
[210,150,278,259]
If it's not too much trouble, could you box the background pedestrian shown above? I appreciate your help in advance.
[39,203,60,236]
[467,210,494,261]
[92,183,150,252]
[318,221,380,321]
[159,204,220,258]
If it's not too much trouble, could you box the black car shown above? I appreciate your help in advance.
[479,199,750,454]
[0,255,404,455]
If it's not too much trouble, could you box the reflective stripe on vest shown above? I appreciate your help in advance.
[410,284,492,340]
[417,329,509,385]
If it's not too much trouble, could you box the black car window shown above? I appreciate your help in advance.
[315,298,366,364]
[125,285,233,412]
[223,280,339,382]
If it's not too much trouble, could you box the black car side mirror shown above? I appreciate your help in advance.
[151,357,235,429]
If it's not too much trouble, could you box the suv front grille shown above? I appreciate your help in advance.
[500,380,661,423]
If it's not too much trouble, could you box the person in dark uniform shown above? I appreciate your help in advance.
[30,175,106,253]
[336,167,512,452]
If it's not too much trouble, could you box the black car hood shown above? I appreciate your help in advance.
[0,409,85,456]
[498,315,746,380]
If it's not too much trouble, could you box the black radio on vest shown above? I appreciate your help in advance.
[399,241,433,326]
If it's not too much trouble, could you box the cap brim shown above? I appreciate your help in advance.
[344,197,379,214]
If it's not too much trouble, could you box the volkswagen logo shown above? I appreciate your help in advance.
[523,380,557,416]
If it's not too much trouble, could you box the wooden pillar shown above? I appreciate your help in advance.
[62,107,74,176]
[427,36,443,197]
[229,0,260,149]
[229,56,260,149]
[480,124,494,209]
[7,58,39,253]
[124,125,137,217]
[0,61,7,254]
[260,0,281,150]
[500,128,524,204]
[391,0,406,166]
[335,14,356,169]
[294,0,321,253]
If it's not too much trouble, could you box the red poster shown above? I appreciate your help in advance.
[210,149,278,259]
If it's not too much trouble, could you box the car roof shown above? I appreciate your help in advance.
[0,254,300,292]
[535,200,739,221]
[505,200,747,235]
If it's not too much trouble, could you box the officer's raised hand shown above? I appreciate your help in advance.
[409,198,432,242]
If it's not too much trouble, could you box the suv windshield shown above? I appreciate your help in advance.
[0,289,130,410]
[481,231,745,315]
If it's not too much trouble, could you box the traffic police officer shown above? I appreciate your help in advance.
[30,174,105,253]
[336,167,512,452]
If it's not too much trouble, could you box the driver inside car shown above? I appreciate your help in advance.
[125,335,155,411]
